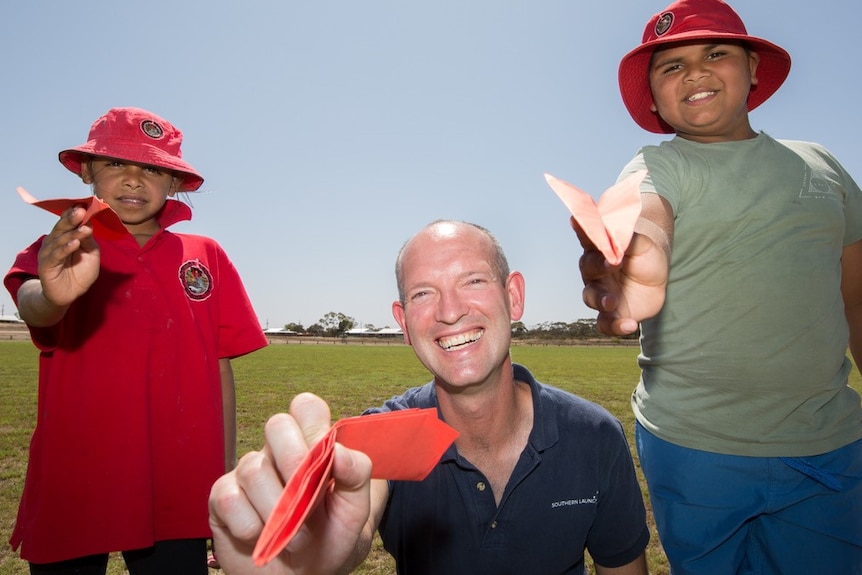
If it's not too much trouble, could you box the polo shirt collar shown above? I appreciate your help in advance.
[429,363,558,463]
[156,199,192,228]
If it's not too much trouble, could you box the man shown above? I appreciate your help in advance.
[209,220,650,574]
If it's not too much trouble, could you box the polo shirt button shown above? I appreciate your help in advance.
[491,521,497,529]
[476,482,486,492]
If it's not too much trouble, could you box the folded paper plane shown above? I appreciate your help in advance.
[544,170,647,265]
[17,187,127,239]
[253,408,458,566]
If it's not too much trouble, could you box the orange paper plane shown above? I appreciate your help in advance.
[544,170,646,265]
[253,408,458,566]
[17,187,127,240]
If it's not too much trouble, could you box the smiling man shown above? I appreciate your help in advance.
[209,220,649,575]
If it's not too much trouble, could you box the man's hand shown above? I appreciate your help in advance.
[209,393,374,575]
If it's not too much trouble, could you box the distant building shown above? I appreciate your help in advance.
[345,327,404,338]
[263,327,299,335]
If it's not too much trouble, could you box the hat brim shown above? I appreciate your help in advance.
[59,143,204,192]
[618,33,791,134]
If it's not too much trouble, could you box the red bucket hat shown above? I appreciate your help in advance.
[59,107,204,191]
[618,0,791,134]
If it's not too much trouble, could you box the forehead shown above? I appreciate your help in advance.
[90,155,171,172]
[652,40,747,61]
[401,225,494,278]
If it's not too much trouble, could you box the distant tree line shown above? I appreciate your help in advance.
[280,312,636,342]
[512,319,637,342]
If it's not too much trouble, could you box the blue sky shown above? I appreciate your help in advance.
[2,1,860,330]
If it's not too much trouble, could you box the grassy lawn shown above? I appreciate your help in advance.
[1,341,859,574]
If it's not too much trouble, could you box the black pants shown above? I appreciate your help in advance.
[29,538,208,575]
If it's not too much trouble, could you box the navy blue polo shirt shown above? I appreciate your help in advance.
[365,364,649,575]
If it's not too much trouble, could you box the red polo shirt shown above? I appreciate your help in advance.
[5,200,267,563]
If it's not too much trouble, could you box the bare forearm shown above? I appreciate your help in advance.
[846,304,862,377]
[219,359,237,472]
[17,279,70,327]
[841,240,862,377]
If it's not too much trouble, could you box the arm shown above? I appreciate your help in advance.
[209,393,379,575]
[841,238,862,375]
[595,553,649,575]
[17,206,100,327]
[579,192,673,335]
[220,358,238,472]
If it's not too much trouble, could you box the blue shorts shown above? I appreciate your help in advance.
[636,422,862,575]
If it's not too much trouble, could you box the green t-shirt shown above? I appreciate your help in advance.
[623,132,862,456]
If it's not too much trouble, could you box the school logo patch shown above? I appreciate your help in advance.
[140,119,165,140]
[655,12,673,36]
[179,259,213,301]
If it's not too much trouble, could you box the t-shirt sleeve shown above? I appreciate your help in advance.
[584,420,651,568]
[4,237,59,350]
[213,244,268,359]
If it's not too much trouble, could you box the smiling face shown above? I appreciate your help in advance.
[392,222,525,392]
[648,41,760,143]
[81,156,179,237]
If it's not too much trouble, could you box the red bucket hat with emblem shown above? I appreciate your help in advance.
[618,0,791,134]
[59,107,204,191]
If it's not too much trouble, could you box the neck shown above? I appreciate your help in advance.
[436,359,532,449]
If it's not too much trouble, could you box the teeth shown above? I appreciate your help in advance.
[687,91,715,102]
[438,329,483,351]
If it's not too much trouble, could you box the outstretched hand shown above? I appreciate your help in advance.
[573,193,672,336]
[36,205,100,308]
[209,393,374,575]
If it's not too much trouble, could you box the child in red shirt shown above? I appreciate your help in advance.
[5,107,267,575]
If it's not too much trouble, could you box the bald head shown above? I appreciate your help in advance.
[395,220,510,304]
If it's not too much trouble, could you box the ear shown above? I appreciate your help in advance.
[392,300,412,345]
[505,271,525,322]
[80,161,94,184]
[748,50,760,86]
[169,176,181,197]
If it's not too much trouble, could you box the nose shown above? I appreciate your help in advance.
[435,288,468,325]
[121,165,145,188]
[684,62,710,83]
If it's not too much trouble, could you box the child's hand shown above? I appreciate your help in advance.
[573,193,672,336]
[37,205,100,308]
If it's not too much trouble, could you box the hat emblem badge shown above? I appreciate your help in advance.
[655,12,673,36]
[140,120,165,140]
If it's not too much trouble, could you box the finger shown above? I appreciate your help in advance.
[582,282,615,313]
[47,206,88,237]
[331,442,372,491]
[289,392,334,446]
[209,463,269,542]
[568,215,595,250]
[578,247,619,284]
[263,411,318,485]
[597,313,640,337]
[288,443,372,554]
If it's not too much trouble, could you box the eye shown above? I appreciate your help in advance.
[409,290,431,302]
[463,274,493,290]
[144,165,165,175]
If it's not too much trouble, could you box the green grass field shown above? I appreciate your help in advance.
[1,341,860,574]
